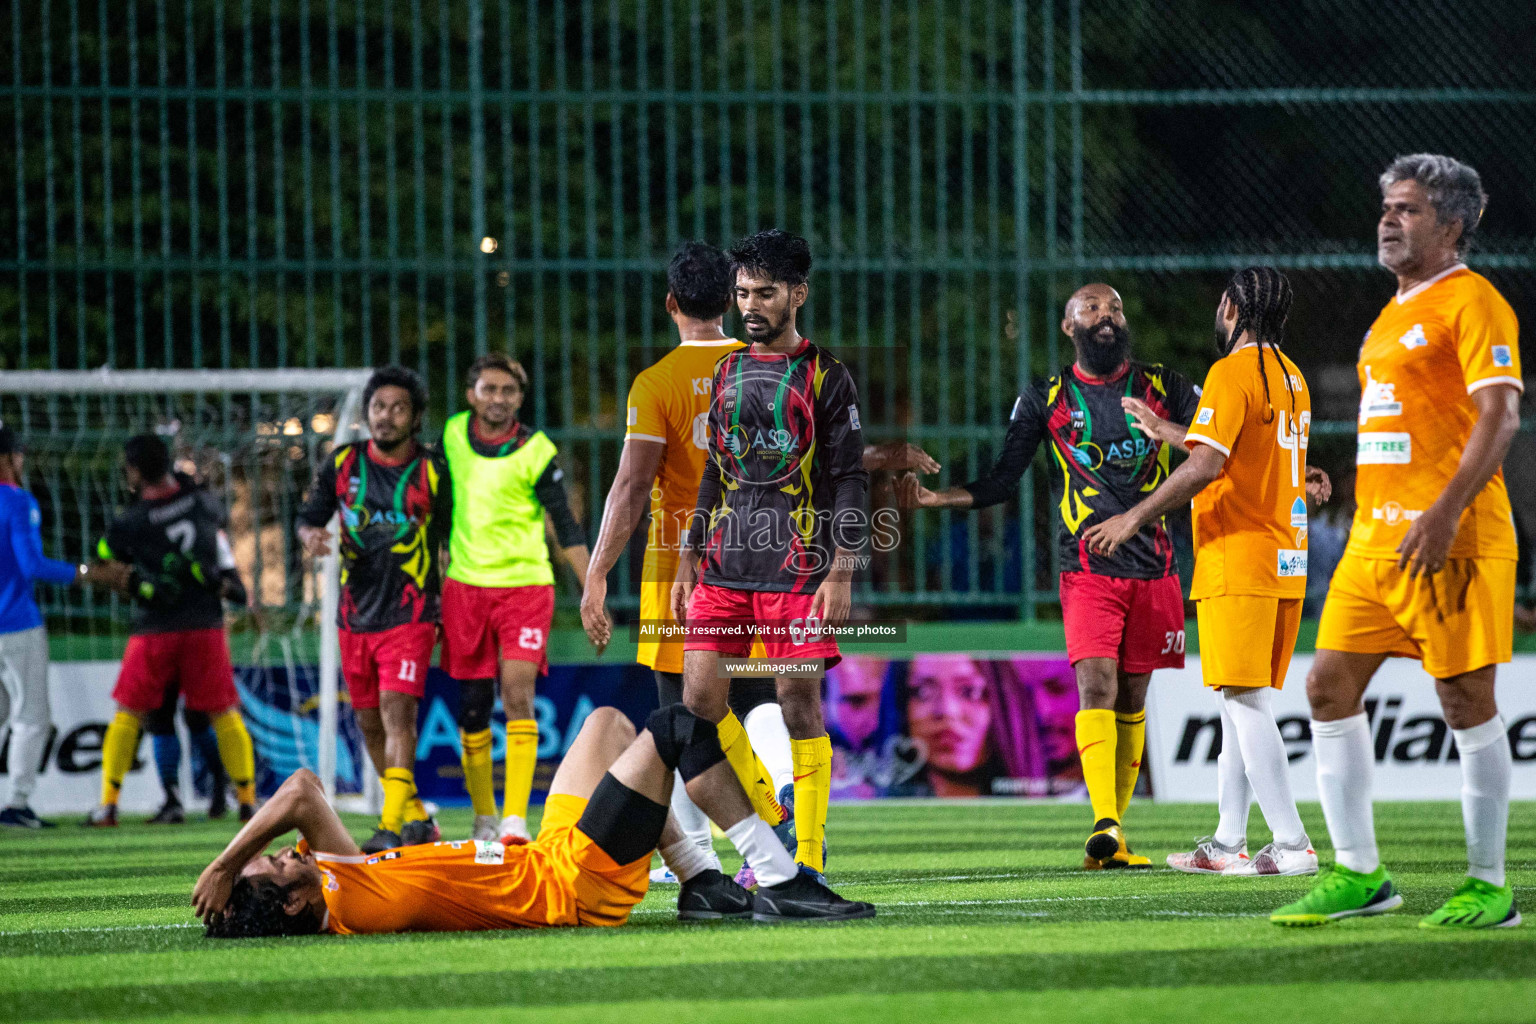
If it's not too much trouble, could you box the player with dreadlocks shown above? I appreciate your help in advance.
[1086,267,1331,878]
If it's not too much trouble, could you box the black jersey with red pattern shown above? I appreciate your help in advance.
[962,361,1201,579]
[297,441,452,631]
[687,340,868,594]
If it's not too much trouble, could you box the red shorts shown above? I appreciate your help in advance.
[440,578,554,679]
[339,622,437,710]
[113,628,238,714]
[683,582,841,666]
[1059,572,1186,673]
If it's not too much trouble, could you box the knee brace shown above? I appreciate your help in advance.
[727,678,777,721]
[645,704,727,782]
[457,679,495,732]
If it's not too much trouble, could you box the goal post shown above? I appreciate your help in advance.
[0,368,372,808]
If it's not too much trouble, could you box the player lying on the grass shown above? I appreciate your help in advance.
[194,705,875,937]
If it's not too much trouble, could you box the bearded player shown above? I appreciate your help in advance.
[1087,268,1329,878]
[86,435,259,826]
[443,355,592,843]
[900,284,1200,868]
[297,366,449,852]
[672,229,868,881]
[194,705,875,936]
[580,241,937,883]
[1271,155,1523,929]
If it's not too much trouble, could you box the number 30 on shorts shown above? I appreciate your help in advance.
[1161,630,1186,655]
[517,627,544,651]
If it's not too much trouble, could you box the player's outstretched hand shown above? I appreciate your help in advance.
[580,578,612,656]
[896,472,941,509]
[192,859,237,926]
[1121,397,1176,444]
[1396,502,1457,579]
[866,441,941,474]
[81,561,131,592]
[1082,512,1141,559]
[1305,465,1332,509]
[297,524,332,558]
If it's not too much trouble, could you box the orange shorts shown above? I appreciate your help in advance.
[532,794,650,927]
[1195,595,1303,690]
[1317,553,1514,680]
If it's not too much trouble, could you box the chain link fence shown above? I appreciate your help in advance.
[4,0,1533,623]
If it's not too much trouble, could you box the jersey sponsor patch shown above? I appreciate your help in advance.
[1357,432,1411,465]
[627,406,638,426]
[848,404,861,430]
[1358,367,1401,423]
[473,840,506,865]
[1195,408,1214,425]
[1371,502,1421,526]
[1493,344,1513,367]
[1397,323,1427,350]
[1276,549,1308,577]
[1290,497,1307,529]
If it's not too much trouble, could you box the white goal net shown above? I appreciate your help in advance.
[0,369,371,809]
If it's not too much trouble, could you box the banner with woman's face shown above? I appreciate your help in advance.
[825,654,1104,801]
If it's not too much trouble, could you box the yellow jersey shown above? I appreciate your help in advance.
[625,339,745,671]
[1349,265,1521,561]
[1185,344,1312,600]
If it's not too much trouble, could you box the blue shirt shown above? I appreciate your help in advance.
[0,483,77,634]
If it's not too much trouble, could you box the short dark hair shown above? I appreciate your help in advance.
[667,241,733,319]
[465,353,529,391]
[205,877,323,940]
[124,433,171,481]
[363,365,428,419]
[727,229,812,288]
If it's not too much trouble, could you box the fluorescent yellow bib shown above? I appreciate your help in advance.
[442,411,558,587]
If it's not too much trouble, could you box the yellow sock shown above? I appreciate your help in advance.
[791,735,832,872]
[99,711,141,806]
[380,768,416,834]
[211,709,257,805]
[717,710,785,825]
[1115,711,1147,820]
[403,795,431,823]
[1075,709,1119,826]
[459,728,497,817]
[502,718,538,821]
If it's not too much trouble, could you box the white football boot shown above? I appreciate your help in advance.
[1223,840,1318,876]
[1167,836,1248,874]
[471,814,500,841]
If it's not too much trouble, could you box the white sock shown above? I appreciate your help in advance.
[1214,700,1252,849]
[6,722,48,805]
[723,813,798,887]
[1312,712,1378,874]
[668,770,720,865]
[744,702,794,794]
[1454,716,1510,888]
[1222,687,1307,848]
[658,834,715,884]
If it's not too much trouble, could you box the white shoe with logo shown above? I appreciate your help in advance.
[1167,836,1248,874]
[471,814,500,841]
[1223,841,1318,876]
[498,813,531,843]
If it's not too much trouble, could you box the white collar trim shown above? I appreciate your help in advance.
[678,337,740,347]
[1396,263,1466,304]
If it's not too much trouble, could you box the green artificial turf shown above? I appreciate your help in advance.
[3,801,1534,1023]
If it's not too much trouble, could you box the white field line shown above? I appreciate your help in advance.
[0,921,200,936]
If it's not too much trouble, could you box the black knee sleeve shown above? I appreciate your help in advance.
[181,709,211,732]
[578,774,669,866]
[727,678,777,721]
[654,670,683,708]
[645,704,727,782]
[457,679,495,732]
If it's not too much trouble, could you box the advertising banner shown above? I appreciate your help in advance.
[1143,655,1536,802]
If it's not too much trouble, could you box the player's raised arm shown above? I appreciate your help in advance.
[192,768,359,924]
[900,386,1045,511]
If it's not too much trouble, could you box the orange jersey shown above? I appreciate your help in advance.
[1184,344,1312,600]
[305,799,646,934]
[625,339,745,671]
[1350,265,1522,561]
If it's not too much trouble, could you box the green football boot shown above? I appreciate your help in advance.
[1419,877,1521,930]
[1270,863,1402,926]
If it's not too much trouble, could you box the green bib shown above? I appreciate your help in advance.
[442,411,558,588]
